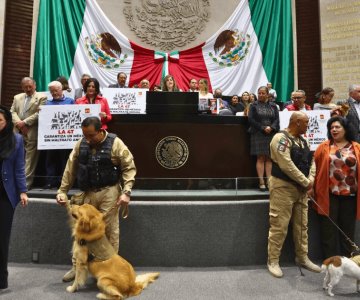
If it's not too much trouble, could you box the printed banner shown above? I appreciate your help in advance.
[102,88,147,114]
[38,104,101,150]
[279,110,331,151]
[34,0,294,102]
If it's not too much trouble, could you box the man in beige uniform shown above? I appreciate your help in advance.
[10,77,47,189]
[56,116,136,282]
[267,111,321,278]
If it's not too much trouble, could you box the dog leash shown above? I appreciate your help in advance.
[308,195,360,256]
[64,197,129,219]
[102,202,129,219]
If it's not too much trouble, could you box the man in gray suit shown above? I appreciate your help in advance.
[109,72,128,88]
[74,73,91,100]
[338,84,360,142]
[10,77,47,189]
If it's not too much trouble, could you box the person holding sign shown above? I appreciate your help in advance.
[314,116,360,258]
[43,81,75,189]
[75,78,112,130]
[56,116,136,283]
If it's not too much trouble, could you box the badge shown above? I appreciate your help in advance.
[277,137,289,152]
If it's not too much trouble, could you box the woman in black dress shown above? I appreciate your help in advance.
[248,86,280,191]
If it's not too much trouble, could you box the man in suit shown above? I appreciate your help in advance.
[109,72,128,88]
[339,84,360,142]
[10,77,47,189]
[74,73,91,100]
[188,78,198,92]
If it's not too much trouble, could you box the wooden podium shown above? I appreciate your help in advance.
[108,114,256,178]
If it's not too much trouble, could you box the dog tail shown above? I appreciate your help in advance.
[321,256,342,272]
[129,272,160,296]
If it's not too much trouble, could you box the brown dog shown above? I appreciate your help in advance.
[67,204,159,299]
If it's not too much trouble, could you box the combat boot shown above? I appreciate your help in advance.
[62,266,75,282]
[267,261,283,278]
[295,256,321,273]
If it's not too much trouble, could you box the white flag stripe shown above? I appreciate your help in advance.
[202,0,268,95]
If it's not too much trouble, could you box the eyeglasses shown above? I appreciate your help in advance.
[292,96,303,100]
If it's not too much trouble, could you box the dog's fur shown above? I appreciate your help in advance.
[322,255,360,296]
[67,204,159,299]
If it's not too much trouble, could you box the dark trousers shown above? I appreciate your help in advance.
[0,182,15,289]
[45,149,71,187]
[319,193,357,259]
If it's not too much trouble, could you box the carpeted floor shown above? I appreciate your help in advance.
[1,263,358,299]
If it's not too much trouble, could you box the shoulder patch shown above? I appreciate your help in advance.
[277,137,289,152]
[122,149,129,158]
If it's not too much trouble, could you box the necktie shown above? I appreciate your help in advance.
[22,96,31,118]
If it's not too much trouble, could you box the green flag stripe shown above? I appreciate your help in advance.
[34,0,86,91]
[249,0,294,102]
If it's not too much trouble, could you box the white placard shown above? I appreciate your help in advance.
[279,110,331,151]
[102,88,147,114]
[38,104,101,150]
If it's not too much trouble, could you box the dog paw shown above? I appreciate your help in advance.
[66,285,77,293]
[96,293,107,299]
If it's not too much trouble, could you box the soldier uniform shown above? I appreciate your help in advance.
[57,131,136,252]
[267,130,319,277]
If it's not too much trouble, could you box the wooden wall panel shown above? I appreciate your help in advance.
[1,0,34,108]
[295,0,322,105]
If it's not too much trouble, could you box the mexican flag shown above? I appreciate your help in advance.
[34,0,294,101]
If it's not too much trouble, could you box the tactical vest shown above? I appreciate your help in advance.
[77,133,120,191]
[272,130,313,182]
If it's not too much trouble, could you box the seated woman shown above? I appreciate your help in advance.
[198,78,213,99]
[243,92,255,116]
[313,87,337,110]
[75,78,112,130]
[161,75,181,92]
[228,95,245,115]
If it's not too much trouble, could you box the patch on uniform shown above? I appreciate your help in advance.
[277,137,289,152]
[122,149,129,158]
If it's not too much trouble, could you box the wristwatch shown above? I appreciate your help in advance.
[123,190,131,196]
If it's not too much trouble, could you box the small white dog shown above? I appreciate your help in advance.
[322,255,360,296]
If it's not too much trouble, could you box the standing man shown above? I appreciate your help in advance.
[109,72,128,88]
[10,77,47,189]
[284,90,311,111]
[188,78,198,92]
[267,82,277,101]
[56,116,136,282]
[44,81,75,189]
[339,84,360,142]
[267,111,321,278]
[74,73,91,100]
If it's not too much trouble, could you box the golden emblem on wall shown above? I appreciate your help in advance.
[155,136,189,169]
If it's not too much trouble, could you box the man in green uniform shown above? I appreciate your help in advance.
[267,111,321,278]
[56,116,136,282]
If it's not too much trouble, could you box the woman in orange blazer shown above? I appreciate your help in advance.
[314,116,360,259]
